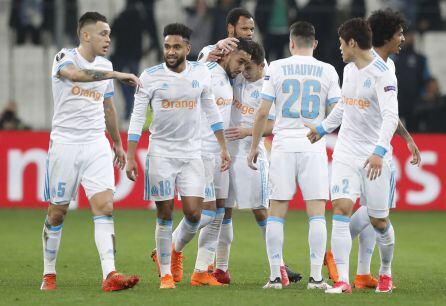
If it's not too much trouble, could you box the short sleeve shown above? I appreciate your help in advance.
[260,64,276,103]
[53,49,76,77]
[326,66,341,106]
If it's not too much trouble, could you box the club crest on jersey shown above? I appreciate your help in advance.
[384,85,396,92]
[192,80,199,88]
[363,78,372,88]
[161,83,169,89]
[250,90,259,99]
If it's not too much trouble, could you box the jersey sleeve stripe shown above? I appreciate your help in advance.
[261,93,275,102]
[211,122,224,132]
[128,133,141,142]
[56,61,74,73]
[326,97,341,105]
[373,145,387,157]
[104,92,114,99]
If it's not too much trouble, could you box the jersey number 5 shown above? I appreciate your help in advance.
[282,79,321,119]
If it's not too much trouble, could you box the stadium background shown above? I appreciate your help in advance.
[0,1,445,305]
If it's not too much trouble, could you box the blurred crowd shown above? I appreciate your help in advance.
[4,0,446,132]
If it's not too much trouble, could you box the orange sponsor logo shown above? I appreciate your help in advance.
[161,99,197,109]
[216,97,232,106]
[232,99,255,115]
[71,85,102,101]
[343,96,370,109]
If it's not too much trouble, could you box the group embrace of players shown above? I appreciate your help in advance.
[41,7,421,294]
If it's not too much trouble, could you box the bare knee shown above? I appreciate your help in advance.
[252,208,267,222]
[185,209,201,223]
[224,208,232,219]
[90,191,114,216]
[156,201,174,220]
[370,217,388,231]
[47,204,68,225]
[306,200,326,217]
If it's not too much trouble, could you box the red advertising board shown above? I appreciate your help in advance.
[0,131,445,210]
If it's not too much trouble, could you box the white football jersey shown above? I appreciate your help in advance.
[51,48,114,144]
[128,61,223,159]
[321,58,399,162]
[200,62,233,154]
[197,44,217,63]
[228,74,275,157]
[372,48,396,75]
[261,55,341,152]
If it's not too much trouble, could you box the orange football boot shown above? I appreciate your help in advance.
[354,274,379,289]
[151,249,161,277]
[160,274,176,289]
[40,274,57,291]
[102,271,139,292]
[324,250,339,283]
[191,271,225,286]
[171,249,184,283]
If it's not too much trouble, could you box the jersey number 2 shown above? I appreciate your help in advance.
[282,79,321,119]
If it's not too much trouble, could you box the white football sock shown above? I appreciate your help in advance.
[375,222,395,276]
[93,216,116,279]
[331,215,352,283]
[155,218,173,277]
[42,217,63,275]
[195,208,224,271]
[266,217,284,280]
[199,209,216,229]
[173,217,200,252]
[350,206,376,275]
[215,217,233,272]
[350,206,371,239]
[357,225,376,275]
[308,216,326,281]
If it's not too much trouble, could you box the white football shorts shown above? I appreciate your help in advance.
[44,136,115,204]
[269,151,329,201]
[226,155,268,209]
[202,153,229,203]
[144,155,205,201]
[331,159,396,218]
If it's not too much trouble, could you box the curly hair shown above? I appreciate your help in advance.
[368,9,407,47]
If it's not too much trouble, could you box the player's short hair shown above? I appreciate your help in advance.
[249,41,265,65]
[289,21,316,48]
[368,9,407,47]
[235,38,255,56]
[226,7,253,27]
[163,23,193,41]
[77,12,108,37]
[338,18,372,50]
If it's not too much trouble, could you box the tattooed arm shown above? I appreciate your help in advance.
[395,119,421,166]
[58,63,141,87]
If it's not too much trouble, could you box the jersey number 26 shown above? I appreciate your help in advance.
[282,79,321,119]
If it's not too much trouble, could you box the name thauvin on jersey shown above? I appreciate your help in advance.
[281,64,323,77]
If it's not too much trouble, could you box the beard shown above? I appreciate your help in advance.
[164,55,185,69]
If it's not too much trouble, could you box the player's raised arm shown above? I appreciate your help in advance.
[57,62,141,87]
[126,72,152,181]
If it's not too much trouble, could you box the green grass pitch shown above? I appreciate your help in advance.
[0,209,445,305]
